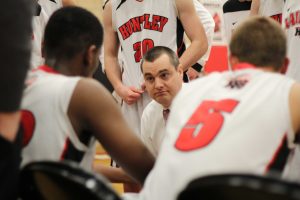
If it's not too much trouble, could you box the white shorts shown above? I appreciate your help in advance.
[120,92,151,136]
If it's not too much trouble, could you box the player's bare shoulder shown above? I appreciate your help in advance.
[289,82,300,133]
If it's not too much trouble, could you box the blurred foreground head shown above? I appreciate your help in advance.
[0,0,33,111]
[230,16,287,71]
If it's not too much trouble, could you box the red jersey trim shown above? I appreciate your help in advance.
[232,63,256,71]
[265,134,288,173]
[35,65,59,74]
[60,138,70,160]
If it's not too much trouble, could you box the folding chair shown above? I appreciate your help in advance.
[178,173,300,200]
[19,161,122,200]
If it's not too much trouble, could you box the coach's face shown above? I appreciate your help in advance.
[142,54,183,108]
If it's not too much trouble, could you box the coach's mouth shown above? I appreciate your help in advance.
[154,91,168,97]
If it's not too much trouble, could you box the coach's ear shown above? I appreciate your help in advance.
[177,63,184,79]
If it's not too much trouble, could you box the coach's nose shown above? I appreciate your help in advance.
[154,77,164,89]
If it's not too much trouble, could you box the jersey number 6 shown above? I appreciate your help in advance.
[175,99,239,151]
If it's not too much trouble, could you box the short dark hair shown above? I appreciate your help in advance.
[44,6,103,62]
[141,46,180,72]
[230,16,286,70]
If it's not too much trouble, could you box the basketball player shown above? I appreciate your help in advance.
[31,0,76,69]
[223,0,252,43]
[133,16,300,200]
[103,0,208,138]
[281,0,300,182]
[180,0,215,81]
[31,1,48,69]
[140,46,183,157]
[0,0,32,199]
[39,0,75,17]
[21,7,154,185]
[283,1,300,81]
[250,0,283,23]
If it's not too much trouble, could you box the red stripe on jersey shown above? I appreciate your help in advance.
[265,134,288,173]
[34,65,59,74]
[232,63,257,71]
[21,110,36,147]
[60,138,70,160]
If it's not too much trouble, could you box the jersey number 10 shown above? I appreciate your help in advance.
[133,39,154,63]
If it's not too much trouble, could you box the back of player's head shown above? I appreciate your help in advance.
[230,16,286,70]
[141,46,180,72]
[44,6,103,61]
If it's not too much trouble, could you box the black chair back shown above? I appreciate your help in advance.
[178,173,300,200]
[19,161,122,200]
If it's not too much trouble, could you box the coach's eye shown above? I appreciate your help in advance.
[160,72,170,80]
[145,76,154,83]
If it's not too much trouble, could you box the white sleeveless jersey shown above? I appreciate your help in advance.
[259,0,283,22]
[31,7,48,69]
[283,1,300,81]
[111,0,178,87]
[139,64,295,200]
[21,66,96,171]
[223,1,251,43]
[193,0,215,65]
[39,0,62,17]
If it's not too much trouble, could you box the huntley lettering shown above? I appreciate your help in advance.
[118,14,169,40]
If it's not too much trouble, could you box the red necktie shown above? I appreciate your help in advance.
[163,109,170,121]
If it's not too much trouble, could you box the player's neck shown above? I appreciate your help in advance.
[45,58,84,77]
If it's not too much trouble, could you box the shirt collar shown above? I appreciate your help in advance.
[36,65,59,74]
[232,63,256,71]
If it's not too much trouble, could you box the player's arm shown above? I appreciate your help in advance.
[176,0,208,72]
[62,0,75,6]
[289,82,300,134]
[103,2,123,93]
[250,0,260,16]
[93,163,140,184]
[69,78,155,184]
[103,2,143,104]
[0,113,20,142]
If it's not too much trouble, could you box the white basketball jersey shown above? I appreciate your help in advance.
[259,0,283,22]
[21,66,96,171]
[139,64,295,200]
[193,0,215,65]
[283,1,300,81]
[111,0,178,88]
[39,0,62,17]
[31,7,48,69]
[223,1,251,43]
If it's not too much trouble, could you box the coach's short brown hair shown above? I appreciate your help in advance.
[140,46,180,72]
[230,16,286,70]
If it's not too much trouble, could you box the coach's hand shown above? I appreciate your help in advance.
[116,85,144,105]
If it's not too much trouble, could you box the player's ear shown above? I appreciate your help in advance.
[279,57,289,73]
[229,54,240,69]
[83,45,97,67]
[283,57,289,71]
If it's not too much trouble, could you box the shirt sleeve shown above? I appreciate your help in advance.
[141,110,156,157]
